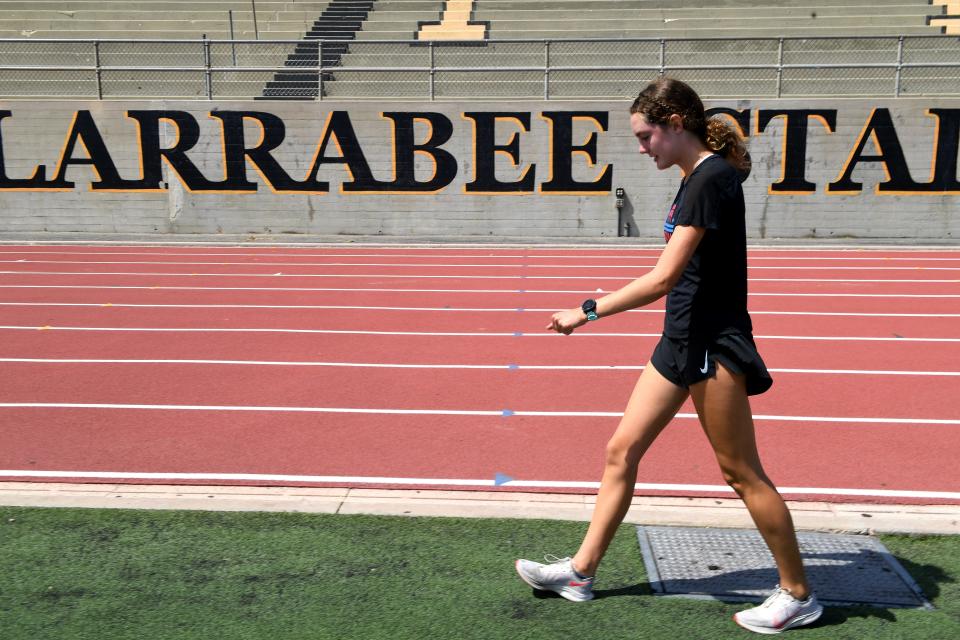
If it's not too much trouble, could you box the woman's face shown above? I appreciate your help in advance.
[630,112,684,171]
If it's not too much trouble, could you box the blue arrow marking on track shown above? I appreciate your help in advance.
[513,332,523,337]
[508,364,520,370]
[502,409,514,416]
[494,473,514,486]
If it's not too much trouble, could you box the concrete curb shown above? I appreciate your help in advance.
[1,483,958,535]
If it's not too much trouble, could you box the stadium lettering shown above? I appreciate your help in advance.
[827,108,960,194]
[540,111,612,193]
[0,111,51,189]
[462,112,536,193]
[1,107,957,194]
[305,110,461,193]
[126,110,230,191]
[0,108,612,194]
[208,111,306,192]
[757,109,837,194]
[756,107,960,195]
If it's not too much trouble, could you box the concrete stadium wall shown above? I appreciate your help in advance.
[0,98,957,240]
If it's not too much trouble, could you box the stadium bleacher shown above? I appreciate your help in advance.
[330,0,958,100]
[0,0,948,41]
[0,1,326,39]
[0,0,957,99]
[931,0,960,34]
[320,0,957,99]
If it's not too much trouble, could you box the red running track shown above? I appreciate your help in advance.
[1,244,959,504]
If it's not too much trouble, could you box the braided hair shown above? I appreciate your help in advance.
[630,77,750,176]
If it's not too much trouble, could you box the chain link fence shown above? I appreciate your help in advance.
[1,36,959,100]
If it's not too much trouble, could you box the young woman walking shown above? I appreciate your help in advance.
[515,78,823,635]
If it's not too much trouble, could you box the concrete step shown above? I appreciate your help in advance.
[0,10,333,20]
[367,16,935,31]
[0,0,915,11]
[0,1,330,8]
[473,5,944,20]
[484,24,942,38]
[472,0,933,7]
[369,0,445,9]
[0,29,301,39]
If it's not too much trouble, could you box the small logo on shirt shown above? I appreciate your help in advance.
[664,203,677,242]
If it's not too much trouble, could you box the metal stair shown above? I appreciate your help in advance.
[261,0,376,99]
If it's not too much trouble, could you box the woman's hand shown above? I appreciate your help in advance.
[546,308,587,335]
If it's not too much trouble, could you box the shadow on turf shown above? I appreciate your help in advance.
[527,584,892,631]
[525,549,955,630]
[530,582,651,600]
[636,550,942,612]
[892,553,952,602]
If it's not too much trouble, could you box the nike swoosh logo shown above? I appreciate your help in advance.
[699,351,709,374]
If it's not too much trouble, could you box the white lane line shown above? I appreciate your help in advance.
[0,245,958,258]
[751,293,960,298]
[2,270,958,284]
[1,402,959,425]
[0,251,955,261]
[2,325,959,342]
[2,358,958,377]
[0,301,957,318]
[1,285,958,298]
[4,259,960,272]
[0,358,514,369]
[0,470,956,500]
[0,325,522,337]
[0,241,944,247]
[770,367,960,376]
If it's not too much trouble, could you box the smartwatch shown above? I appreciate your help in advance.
[581,299,598,321]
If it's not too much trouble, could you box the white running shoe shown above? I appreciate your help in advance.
[515,555,595,602]
[733,585,823,634]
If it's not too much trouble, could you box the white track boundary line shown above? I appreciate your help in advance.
[1,402,957,425]
[2,325,958,342]
[2,270,958,284]
[0,301,956,319]
[4,259,960,272]
[0,241,957,251]
[1,285,957,298]
[1,269,958,285]
[0,250,959,262]
[2,358,957,376]
[0,470,957,500]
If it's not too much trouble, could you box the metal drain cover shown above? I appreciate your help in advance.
[636,526,931,608]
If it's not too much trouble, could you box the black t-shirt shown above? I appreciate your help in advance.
[662,155,752,340]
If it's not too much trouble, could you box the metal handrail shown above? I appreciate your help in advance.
[0,35,956,43]
[1,35,958,100]
[4,63,958,72]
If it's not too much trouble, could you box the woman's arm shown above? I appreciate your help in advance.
[546,224,706,334]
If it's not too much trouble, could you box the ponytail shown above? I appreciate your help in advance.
[705,116,750,176]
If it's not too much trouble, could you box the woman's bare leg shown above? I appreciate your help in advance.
[571,363,688,576]
[689,362,810,598]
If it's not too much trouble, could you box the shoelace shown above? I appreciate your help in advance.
[759,585,797,609]
[539,555,575,579]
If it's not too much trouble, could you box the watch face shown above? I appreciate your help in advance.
[582,299,597,313]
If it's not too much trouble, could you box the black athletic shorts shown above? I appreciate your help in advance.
[650,331,773,396]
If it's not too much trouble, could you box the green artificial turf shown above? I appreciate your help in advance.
[1,507,958,640]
